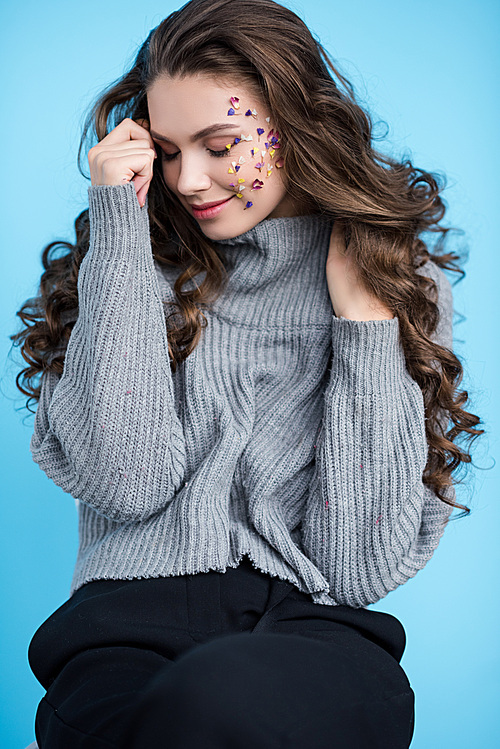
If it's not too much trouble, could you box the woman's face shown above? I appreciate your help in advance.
[147,74,300,240]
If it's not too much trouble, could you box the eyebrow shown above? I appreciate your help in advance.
[150,123,241,144]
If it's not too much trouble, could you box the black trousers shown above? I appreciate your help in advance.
[28,555,415,748]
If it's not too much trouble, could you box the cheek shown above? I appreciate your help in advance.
[159,159,176,190]
[225,127,282,208]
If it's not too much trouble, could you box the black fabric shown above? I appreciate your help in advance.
[28,555,415,748]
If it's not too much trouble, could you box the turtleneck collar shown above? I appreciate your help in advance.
[210,212,335,328]
[214,213,334,291]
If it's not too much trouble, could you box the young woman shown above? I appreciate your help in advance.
[13,0,482,747]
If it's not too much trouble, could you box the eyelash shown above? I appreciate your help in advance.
[160,147,230,162]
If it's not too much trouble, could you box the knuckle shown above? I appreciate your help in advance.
[94,151,108,167]
[88,144,97,159]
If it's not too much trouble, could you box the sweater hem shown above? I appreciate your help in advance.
[69,551,332,602]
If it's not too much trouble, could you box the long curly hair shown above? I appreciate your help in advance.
[11,0,483,517]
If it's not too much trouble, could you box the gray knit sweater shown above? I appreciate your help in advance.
[30,181,455,607]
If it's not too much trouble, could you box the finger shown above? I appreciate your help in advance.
[89,145,156,169]
[135,178,152,207]
[90,146,157,169]
[95,152,155,186]
[100,117,155,148]
[93,140,153,153]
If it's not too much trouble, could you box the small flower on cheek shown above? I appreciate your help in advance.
[228,96,254,117]
[226,100,273,209]
[267,129,281,148]
[227,155,246,174]
[228,177,246,199]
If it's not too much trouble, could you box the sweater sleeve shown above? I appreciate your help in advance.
[30,182,187,521]
[301,260,455,607]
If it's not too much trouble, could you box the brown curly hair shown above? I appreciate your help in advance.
[11,0,483,518]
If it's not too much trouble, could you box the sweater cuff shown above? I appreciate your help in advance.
[87,182,148,242]
[330,315,410,393]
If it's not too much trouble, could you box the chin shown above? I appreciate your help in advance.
[196,211,258,239]
[200,224,247,241]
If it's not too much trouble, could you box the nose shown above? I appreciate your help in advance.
[175,152,212,196]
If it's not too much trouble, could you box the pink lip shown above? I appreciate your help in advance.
[190,196,234,219]
[190,198,231,210]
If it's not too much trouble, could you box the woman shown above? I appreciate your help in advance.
[12,0,482,747]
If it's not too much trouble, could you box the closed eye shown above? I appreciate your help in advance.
[160,147,230,162]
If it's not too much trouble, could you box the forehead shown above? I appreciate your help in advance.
[147,74,262,134]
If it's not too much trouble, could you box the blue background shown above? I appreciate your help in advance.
[1,1,498,746]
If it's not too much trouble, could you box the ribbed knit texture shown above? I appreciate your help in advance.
[31,182,455,607]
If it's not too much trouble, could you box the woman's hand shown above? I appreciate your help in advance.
[326,220,394,321]
[88,117,157,207]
